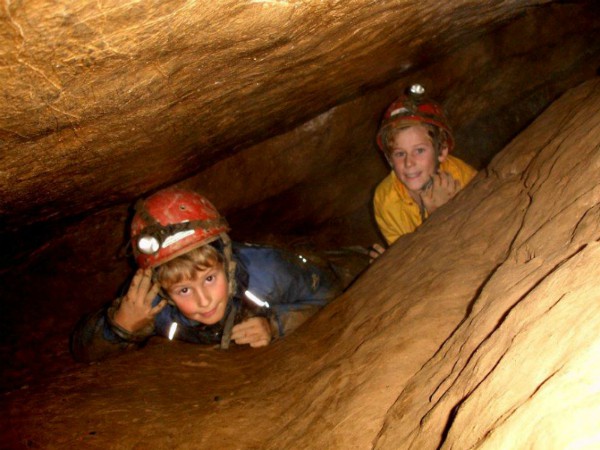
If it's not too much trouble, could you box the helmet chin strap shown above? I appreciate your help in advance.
[218,232,237,302]
[215,232,239,350]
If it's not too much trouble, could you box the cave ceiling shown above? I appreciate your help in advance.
[2,0,592,234]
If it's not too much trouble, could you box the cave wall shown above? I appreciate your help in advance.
[4,76,599,450]
[1,0,561,231]
[374,76,600,450]
[2,0,600,447]
[1,0,600,394]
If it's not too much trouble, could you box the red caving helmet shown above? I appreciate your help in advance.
[131,188,230,268]
[376,84,454,153]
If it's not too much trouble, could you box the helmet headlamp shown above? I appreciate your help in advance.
[137,235,161,255]
[134,218,227,257]
[409,83,425,96]
[135,222,195,256]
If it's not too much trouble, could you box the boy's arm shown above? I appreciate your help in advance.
[236,245,343,343]
[70,298,156,363]
[267,304,322,338]
[270,258,342,338]
[70,268,168,362]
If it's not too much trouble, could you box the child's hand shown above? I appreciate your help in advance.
[113,268,167,333]
[420,171,460,214]
[369,243,386,262]
[231,317,272,348]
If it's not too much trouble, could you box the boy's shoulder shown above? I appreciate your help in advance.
[442,155,478,182]
[445,154,472,168]
[374,171,412,207]
[374,171,396,198]
[233,242,317,275]
[233,242,285,266]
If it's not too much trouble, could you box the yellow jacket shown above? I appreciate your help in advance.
[373,155,477,245]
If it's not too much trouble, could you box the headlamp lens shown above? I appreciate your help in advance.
[138,235,160,255]
[409,84,425,95]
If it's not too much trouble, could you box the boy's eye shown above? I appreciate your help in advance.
[178,287,189,295]
[392,151,405,158]
[416,147,426,154]
[205,274,215,283]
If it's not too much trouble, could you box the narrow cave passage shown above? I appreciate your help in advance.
[1,1,600,448]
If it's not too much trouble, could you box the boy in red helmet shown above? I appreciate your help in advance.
[372,85,477,248]
[71,188,348,363]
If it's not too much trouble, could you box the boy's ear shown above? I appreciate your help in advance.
[438,144,449,163]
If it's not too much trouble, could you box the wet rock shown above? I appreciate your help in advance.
[4,78,599,449]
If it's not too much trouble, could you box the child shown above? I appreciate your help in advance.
[70,187,344,362]
[372,84,477,247]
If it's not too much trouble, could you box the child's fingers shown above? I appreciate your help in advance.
[127,269,144,296]
[372,243,386,254]
[234,330,269,346]
[232,328,256,344]
[442,172,459,192]
[368,250,380,260]
[143,282,161,306]
[232,333,252,345]
[136,268,153,296]
[368,243,386,262]
[231,323,250,341]
[232,318,271,345]
[439,172,449,189]
[420,188,433,202]
[124,272,144,305]
[128,268,151,299]
[231,320,254,334]
[231,324,260,341]
[249,338,270,348]
[150,298,167,316]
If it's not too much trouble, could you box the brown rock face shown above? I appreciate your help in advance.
[1,1,600,448]
[3,77,599,450]
[373,78,600,449]
[0,0,592,232]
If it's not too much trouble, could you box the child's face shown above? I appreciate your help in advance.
[387,124,448,194]
[165,265,229,325]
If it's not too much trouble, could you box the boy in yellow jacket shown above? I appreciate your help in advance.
[373,85,477,247]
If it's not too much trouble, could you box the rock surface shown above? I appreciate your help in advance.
[4,78,599,449]
[2,1,600,448]
[0,0,587,232]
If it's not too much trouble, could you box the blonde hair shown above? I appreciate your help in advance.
[156,245,224,288]
[380,122,448,158]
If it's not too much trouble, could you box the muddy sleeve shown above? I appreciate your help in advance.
[69,298,154,363]
[268,304,322,339]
